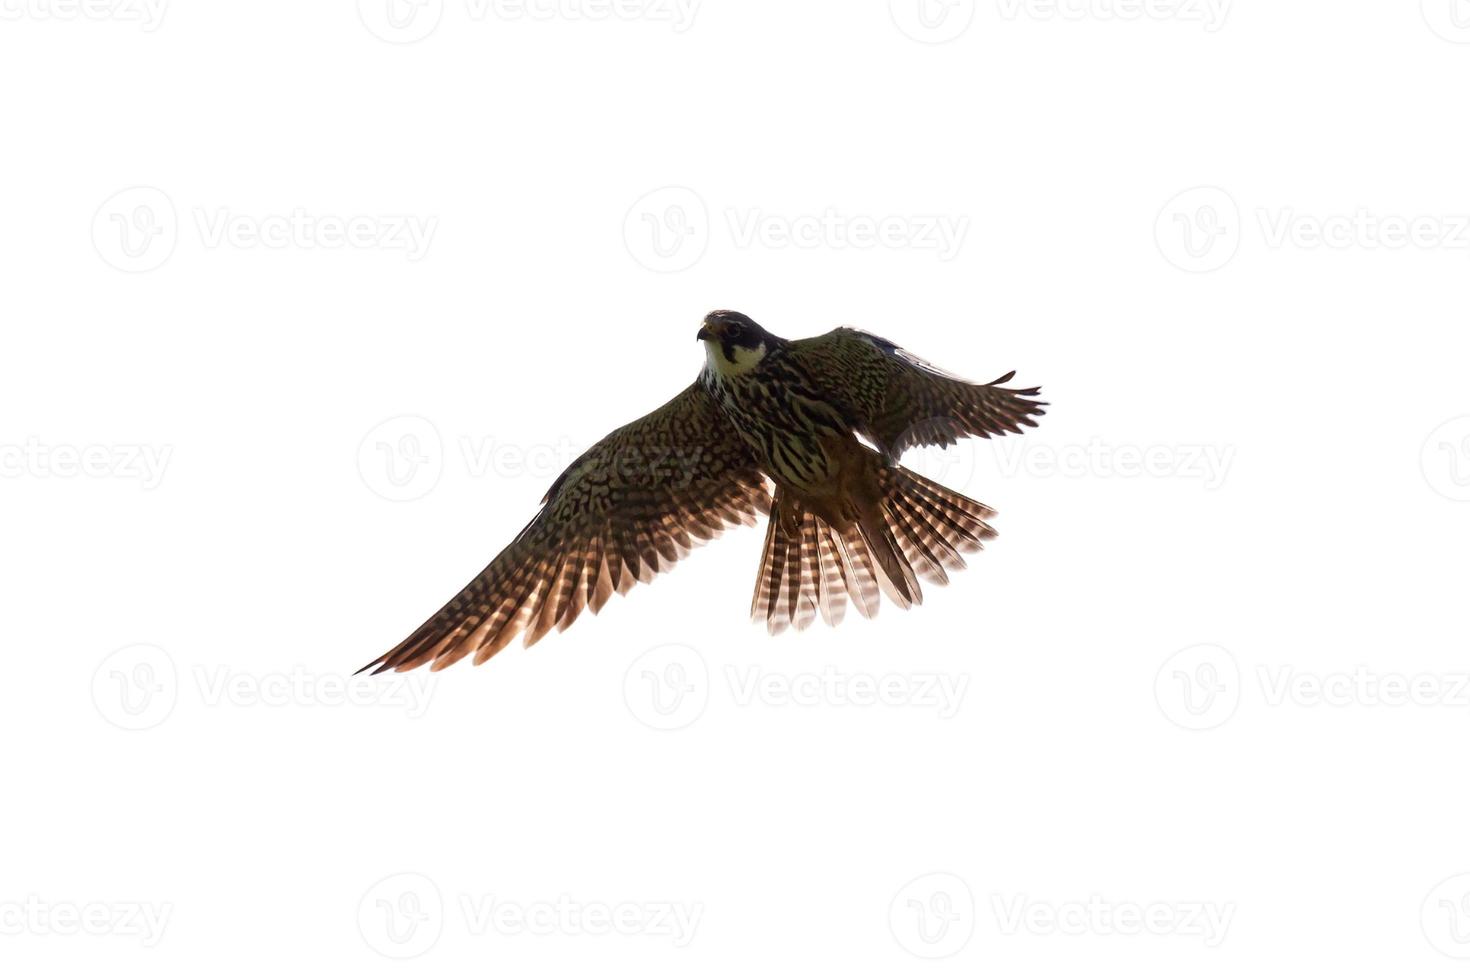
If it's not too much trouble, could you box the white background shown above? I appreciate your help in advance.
[3,0,1470,976]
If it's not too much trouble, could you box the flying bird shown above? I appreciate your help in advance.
[361,311,1044,673]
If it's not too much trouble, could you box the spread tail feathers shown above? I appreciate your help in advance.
[751,467,997,635]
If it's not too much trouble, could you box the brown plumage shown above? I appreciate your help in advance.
[359,311,1044,673]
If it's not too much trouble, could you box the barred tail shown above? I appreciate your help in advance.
[752,490,871,634]
[751,467,997,635]
[870,463,997,601]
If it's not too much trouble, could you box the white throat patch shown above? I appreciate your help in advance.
[703,339,766,378]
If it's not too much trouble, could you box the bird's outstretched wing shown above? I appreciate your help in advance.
[788,327,1046,458]
[361,381,770,673]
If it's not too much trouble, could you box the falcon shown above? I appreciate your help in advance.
[360,311,1044,673]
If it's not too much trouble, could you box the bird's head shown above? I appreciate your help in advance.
[697,310,772,377]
